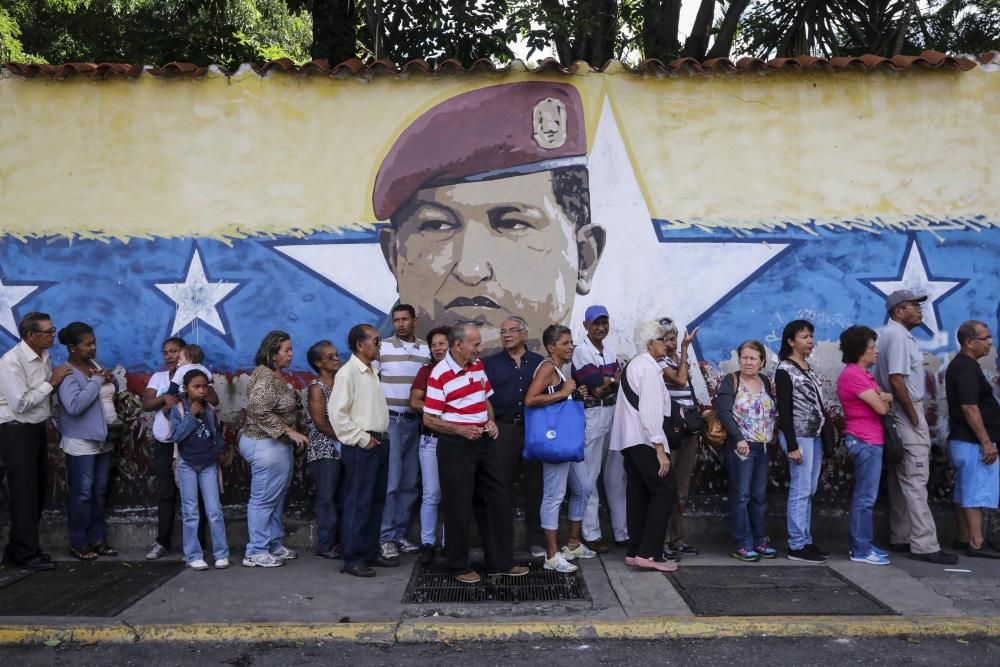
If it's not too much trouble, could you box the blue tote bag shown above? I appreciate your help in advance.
[523,365,585,463]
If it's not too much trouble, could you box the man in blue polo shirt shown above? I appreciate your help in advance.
[572,305,626,553]
[483,316,546,558]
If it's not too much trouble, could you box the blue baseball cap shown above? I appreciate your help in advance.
[585,305,610,322]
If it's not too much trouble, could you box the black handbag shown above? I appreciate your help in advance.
[882,412,904,466]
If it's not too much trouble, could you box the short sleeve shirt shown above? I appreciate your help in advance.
[424,353,494,426]
[837,363,884,445]
[146,370,172,443]
[875,320,925,401]
[946,354,1000,443]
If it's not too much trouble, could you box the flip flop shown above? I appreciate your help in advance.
[92,543,118,556]
[70,547,98,561]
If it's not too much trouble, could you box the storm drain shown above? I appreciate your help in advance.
[402,559,590,604]
[0,560,184,617]
[666,565,895,616]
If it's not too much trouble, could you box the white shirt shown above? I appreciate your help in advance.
[609,353,671,453]
[0,340,54,424]
[145,370,172,442]
[171,363,213,389]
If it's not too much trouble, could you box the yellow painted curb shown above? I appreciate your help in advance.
[0,616,997,645]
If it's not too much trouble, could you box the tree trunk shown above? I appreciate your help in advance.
[641,0,682,61]
[890,0,916,56]
[705,0,751,59]
[311,0,358,62]
[682,0,717,59]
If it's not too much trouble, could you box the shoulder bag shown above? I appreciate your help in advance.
[881,411,904,466]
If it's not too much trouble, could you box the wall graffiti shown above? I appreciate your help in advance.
[1,68,998,515]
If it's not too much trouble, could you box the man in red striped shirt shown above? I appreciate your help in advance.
[424,323,529,583]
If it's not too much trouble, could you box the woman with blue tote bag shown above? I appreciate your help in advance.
[525,325,593,573]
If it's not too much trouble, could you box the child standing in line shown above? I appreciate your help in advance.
[169,369,229,570]
[166,344,213,397]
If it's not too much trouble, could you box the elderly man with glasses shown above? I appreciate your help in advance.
[0,312,73,570]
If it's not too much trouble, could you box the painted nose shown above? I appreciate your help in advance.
[450,220,494,286]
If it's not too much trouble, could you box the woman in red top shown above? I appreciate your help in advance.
[409,326,451,564]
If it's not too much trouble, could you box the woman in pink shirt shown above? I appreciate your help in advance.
[836,325,894,566]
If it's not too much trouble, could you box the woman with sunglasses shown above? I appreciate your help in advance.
[304,340,344,560]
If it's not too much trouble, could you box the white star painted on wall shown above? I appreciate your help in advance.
[0,271,39,339]
[155,248,241,338]
[861,237,966,335]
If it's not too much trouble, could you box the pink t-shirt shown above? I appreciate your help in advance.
[836,364,884,445]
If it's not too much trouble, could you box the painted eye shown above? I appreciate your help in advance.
[418,219,458,232]
[493,218,532,232]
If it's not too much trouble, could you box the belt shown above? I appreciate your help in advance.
[390,411,419,421]
[496,416,523,426]
[584,396,617,408]
[366,430,389,440]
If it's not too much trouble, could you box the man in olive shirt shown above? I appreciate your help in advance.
[945,320,1000,558]
[329,324,392,577]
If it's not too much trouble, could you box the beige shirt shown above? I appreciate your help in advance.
[0,340,54,425]
[328,354,389,447]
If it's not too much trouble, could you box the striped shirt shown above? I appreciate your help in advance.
[658,356,695,407]
[424,352,494,425]
[571,336,620,392]
[377,335,429,413]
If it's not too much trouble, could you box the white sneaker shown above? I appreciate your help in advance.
[529,545,547,559]
[145,543,167,560]
[380,542,400,559]
[214,558,230,569]
[242,552,284,568]
[561,543,597,561]
[543,553,578,573]
[187,559,209,571]
[395,538,421,554]
[269,545,298,560]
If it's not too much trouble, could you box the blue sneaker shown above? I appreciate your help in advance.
[755,543,778,559]
[849,549,891,566]
[870,545,888,557]
[732,547,761,562]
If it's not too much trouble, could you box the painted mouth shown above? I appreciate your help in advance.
[445,296,500,309]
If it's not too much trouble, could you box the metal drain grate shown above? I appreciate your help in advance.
[0,560,184,617]
[402,559,590,604]
[667,565,896,616]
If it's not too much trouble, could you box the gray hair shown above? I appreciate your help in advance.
[502,315,529,333]
[448,322,479,346]
[634,319,667,351]
[657,316,678,336]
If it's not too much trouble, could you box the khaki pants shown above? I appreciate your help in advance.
[667,432,700,546]
[887,401,941,554]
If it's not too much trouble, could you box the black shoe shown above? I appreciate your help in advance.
[369,556,400,568]
[965,544,1000,559]
[614,540,629,548]
[953,538,970,551]
[804,543,830,559]
[342,563,376,577]
[17,556,56,571]
[662,548,683,562]
[418,544,436,565]
[787,547,826,564]
[315,548,343,560]
[909,550,959,564]
[674,543,700,556]
[889,543,911,553]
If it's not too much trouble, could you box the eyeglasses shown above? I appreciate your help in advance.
[499,328,524,336]
[31,327,57,336]
[653,337,668,343]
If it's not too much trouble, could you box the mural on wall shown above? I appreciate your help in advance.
[1,70,998,513]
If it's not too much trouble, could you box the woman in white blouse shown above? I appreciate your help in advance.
[609,319,676,573]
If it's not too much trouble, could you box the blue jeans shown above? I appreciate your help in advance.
[844,434,883,556]
[341,440,390,567]
[725,442,768,551]
[177,459,228,563]
[540,459,593,531]
[308,457,342,553]
[380,414,421,543]
[779,434,823,550]
[418,434,442,545]
[65,450,112,550]
[239,435,293,556]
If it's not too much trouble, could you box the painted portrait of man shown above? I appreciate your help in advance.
[373,82,605,349]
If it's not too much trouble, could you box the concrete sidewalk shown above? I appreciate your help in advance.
[1,537,998,644]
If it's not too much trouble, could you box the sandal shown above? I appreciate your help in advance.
[92,543,118,557]
[70,547,98,561]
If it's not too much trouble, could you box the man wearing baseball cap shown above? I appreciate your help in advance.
[875,289,958,564]
[374,81,605,351]
[571,305,626,552]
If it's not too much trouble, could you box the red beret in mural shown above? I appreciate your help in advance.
[373,81,587,221]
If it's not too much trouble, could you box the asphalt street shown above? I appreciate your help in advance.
[1,637,998,666]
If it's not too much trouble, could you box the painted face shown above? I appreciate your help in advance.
[162,341,182,371]
[790,328,815,357]
[663,331,678,358]
[317,345,340,373]
[382,171,602,349]
[739,346,764,376]
[584,316,610,344]
[185,375,209,402]
[546,332,575,364]
[392,310,416,340]
[71,332,97,361]
[859,339,879,368]
[273,339,293,369]
[429,333,449,363]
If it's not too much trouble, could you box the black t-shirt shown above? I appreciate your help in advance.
[945,354,1000,443]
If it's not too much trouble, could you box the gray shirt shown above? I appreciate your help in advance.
[874,319,925,401]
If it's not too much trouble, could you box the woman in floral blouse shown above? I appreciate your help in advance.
[715,340,778,562]
[304,340,343,560]
[239,331,309,568]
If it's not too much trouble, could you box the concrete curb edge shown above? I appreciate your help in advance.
[1,616,998,645]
